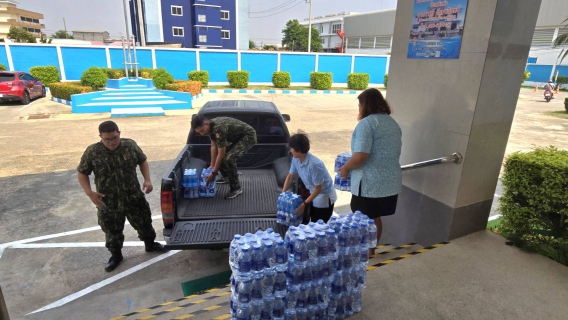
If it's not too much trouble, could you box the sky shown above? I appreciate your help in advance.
[18,0,397,43]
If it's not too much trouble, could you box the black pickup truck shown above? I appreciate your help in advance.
[161,100,293,250]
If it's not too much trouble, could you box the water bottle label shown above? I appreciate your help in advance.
[318,246,329,257]
[251,260,263,271]
[275,253,287,264]
[268,257,276,268]
[239,293,251,303]
[361,251,369,262]
[344,258,352,269]
[308,296,317,305]
[261,311,271,319]
[327,306,336,317]
[262,286,274,296]
[308,249,318,260]
[252,288,262,300]
[312,269,322,280]
[328,244,337,253]
[303,271,312,282]
[322,266,330,277]
[338,238,346,247]
[301,251,308,262]
[336,306,345,315]
[274,280,287,291]
[331,284,342,294]
[291,274,302,285]
[360,235,368,244]
[296,298,306,309]
[239,261,251,272]
[273,308,284,318]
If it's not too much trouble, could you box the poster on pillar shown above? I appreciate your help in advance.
[407,0,468,59]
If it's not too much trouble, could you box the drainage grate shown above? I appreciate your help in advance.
[27,114,50,120]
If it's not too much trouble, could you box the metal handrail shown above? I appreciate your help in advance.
[401,153,463,171]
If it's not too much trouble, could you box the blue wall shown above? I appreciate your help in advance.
[242,53,277,82]
[155,50,197,80]
[200,51,238,82]
[10,46,60,74]
[354,56,388,84]
[554,65,568,78]
[109,48,153,69]
[318,55,352,83]
[526,64,554,83]
[60,47,107,80]
[281,54,316,83]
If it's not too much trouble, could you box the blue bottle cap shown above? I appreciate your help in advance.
[253,243,261,250]
[342,225,350,230]
[326,229,335,234]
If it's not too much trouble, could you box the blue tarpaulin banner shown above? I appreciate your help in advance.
[407,0,469,59]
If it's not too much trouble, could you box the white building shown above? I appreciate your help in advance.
[299,12,355,53]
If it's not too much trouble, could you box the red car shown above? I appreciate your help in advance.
[0,71,46,105]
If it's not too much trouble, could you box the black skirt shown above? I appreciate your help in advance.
[350,182,398,219]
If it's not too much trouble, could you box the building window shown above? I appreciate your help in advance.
[321,38,325,44]
[32,19,39,23]
[171,6,182,16]
[319,25,324,34]
[173,27,184,37]
[25,17,32,22]
[221,10,230,20]
[332,24,342,33]
[199,35,207,42]
[198,14,206,22]
[20,16,25,21]
[222,30,230,39]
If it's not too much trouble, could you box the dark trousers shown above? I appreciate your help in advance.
[302,199,335,224]
[219,135,256,190]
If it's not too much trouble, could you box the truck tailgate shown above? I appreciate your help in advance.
[165,218,287,250]
[176,170,280,220]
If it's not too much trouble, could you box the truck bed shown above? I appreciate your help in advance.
[176,169,280,220]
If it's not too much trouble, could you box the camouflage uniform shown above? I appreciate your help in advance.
[210,117,257,190]
[77,138,156,253]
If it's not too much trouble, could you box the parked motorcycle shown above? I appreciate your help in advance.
[544,90,552,102]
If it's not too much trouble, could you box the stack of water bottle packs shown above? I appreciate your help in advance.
[334,153,352,192]
[276,191,304,227]
[182,168,217,199]
[229,211,378,319]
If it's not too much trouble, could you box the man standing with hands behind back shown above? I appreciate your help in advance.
[77,121,166,273]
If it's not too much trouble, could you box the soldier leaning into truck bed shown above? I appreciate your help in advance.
[191,115,257,200]
[77,121,166,273]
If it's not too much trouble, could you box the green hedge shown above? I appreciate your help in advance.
[310,72,332,90]
[49,82,93,101]
[188,70,210,87]
[0,63,6,71]
[152,68,174,89]
[139,68,154,79]
[384,74,389,89]
[272,71,291,88]
[347,73,370,90]
[227,71,250,89]
[102,68,125,79]
[499,146,568,266]
[81,67,108,89]
[30,66,60,85]
[565,98,568,113]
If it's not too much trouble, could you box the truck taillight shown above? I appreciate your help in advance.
[161,191,174,227]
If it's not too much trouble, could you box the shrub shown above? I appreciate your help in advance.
[0,63,6,71]
[81,67,108,89]
[523,70,531,82]
[188,70,210,87]
[556,76,568,89]
[499,146,568,266]
[102,68,126,79]
[227,71,250,89]
[152,68,174,89]
[272,71,291,88]
[139,68,154,79]
[384,73,389,88]
[565,98,568,113]
[29,66,61,85]
[310,72,332,90]
[347,73,370,90]
[49,82,93,101]
[164,80,202,96]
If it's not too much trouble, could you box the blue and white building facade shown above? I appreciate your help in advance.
[129,0,249,50]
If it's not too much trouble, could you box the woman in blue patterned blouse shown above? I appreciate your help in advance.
[340,88,402,248]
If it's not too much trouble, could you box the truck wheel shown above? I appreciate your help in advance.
[20,91,30,105]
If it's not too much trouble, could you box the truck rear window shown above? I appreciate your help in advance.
[189,114,287,144]
[0,73,15,82]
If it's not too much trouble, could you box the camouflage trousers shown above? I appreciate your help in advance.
[220,134,256,190]
[97,196,156,253]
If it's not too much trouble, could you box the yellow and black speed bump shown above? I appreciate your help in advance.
[366,242,449,271]
[370,243,417,258]
[166,300,230,320]
[110,285,230,320]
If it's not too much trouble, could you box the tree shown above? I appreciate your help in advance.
[51,30,73,39]
[281,19,323,52]
[249,40,255,49]
[7,26,36,43]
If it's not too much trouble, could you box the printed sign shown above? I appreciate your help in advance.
[407,0,468,59]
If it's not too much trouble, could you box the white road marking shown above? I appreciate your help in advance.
[293,95,325,108]
[10,241,166,249]
[488,214,502,221]
[27,250,181,315]
[0,215,162,258]
[0,136,13,139]
[494,194,501,198]
[17,99,39,112]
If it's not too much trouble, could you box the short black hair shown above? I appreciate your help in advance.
[99,121,119,134]
[191,114,209,129]
[289,131,310,154]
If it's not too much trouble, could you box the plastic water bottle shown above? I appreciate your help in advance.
[229,234,241,270]
[251,298,262,320]
[307,286,318,317]
[238,246,252,281]
[357,265,366,290]
[262,269,276,299]
[274,271,287,298]
[336,297,346,320]
[286,287,299,310]
[274,239,288,272]
[368,219,378,248]
[260,298,273,320]
[327,297,337,320]
[334,174,341,190]
[296,288,308,316]
[272,297,285,320]
[238,279,252,308]
[350,224,361,266]
[359,222,369,266]
[345,294,353,317]
[294,236,308,267]
[251,244,264,279]
[264,241,275,270]
[237,304,251,320]
[307,234,318,260]
[352,290,362,313]
[251,278,263,303]
[285,309,297,320]
[330,272,343,301]
[276,194,284,224]
[288,262,303,292]
[327,229,338,260]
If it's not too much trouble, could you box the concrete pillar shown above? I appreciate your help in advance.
[384,0,542,245]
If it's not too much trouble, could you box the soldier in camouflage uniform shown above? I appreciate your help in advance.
[191,115,257,199]
[77,121,166,272]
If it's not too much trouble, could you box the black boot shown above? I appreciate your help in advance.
[105,251,123,272]
[145,240,167,252]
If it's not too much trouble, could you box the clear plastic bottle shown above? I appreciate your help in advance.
[238,279,252,308]
[368,219,378,248]
[236,304,251,320]
[307,286,318,318]
[359,221,370,266]
[274,271,287,298]
[251,278,263,305]
[326,229,338,261]
[274,239,288,272]
[260,297,272,320]
[296,289,308,318]
[345,294,353,317]
[327,297,338,320]
[294,236,308,267]
[352,290,362,313]
[229,234,242,270]
[272,297,285,320]
[286,287,299,310]
[288,261,303,292]
[264,241,275,271]
[330,271,343,301]
[336,297,346,320]
[301,259,314,291]
[251,244,264,280]
[251,298,262,320]
[307,234,318,261]
[285,309,298,320]
[237,246,252,281]
[262,268,275,299]
[357,264,367,290]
